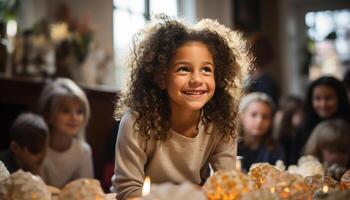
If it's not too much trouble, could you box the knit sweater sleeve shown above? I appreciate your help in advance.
[111,111,147,200]
[209,134,237,171]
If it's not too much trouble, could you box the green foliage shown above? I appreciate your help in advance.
[0,0,20,21]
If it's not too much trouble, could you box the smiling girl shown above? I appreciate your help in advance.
[111,16,251,200]
[37,78,93,188]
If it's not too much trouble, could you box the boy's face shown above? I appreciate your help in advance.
[51,99,85,136]
[322,149,348,166]
[11,141,47,174]
[242,101,272,137]
[165,41,215,112]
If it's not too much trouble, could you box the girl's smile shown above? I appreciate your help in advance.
[182,89,208,99]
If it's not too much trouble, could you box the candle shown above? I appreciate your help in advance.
[6,20,17,37]
[6,20,17,53]
[236,156,243,171]
[142,176,151,196]
[126,176,151,200]
[5,19,17,77]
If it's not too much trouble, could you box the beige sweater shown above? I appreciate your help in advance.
[112,111,237,200]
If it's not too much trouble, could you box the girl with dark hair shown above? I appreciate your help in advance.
[111,15,251,200]
[296,76,350,158]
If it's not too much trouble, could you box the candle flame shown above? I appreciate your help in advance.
[322,185,329,193]
[283,187,290,193]
[142,176,151,196]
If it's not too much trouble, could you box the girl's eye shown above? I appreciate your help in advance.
[77,108,84,115]
[176,66,190,74]
[251,112,257,118]
[202,66,213,75]
[61,108,70,113]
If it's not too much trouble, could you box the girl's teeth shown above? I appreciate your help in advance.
[184,91,204,95]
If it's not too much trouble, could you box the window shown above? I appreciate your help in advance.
[305,9,350,80]
[113,0,178,89]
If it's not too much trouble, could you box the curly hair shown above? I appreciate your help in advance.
[115,15,251,140]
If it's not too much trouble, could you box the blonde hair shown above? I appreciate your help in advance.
[304,119,350,162]
[239,92,275,114]
[37,78,90,139]
[239,92,275,147]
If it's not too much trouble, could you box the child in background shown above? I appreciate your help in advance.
[304,119,350,169]
[273,95,304,165]
[238,92,284,172]
[296,76,350,158]
[0,112,48,175]
[112,15,251,200]
[37,78,94,188]
[246,33,278,103]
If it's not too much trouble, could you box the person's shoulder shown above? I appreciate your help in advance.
[74,138,92,153]
[119,108,138,132]
[204,123,233,143]
[120,109,137,123]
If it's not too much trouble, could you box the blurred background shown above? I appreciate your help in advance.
[1,0,350,188]
[0,0,349,93]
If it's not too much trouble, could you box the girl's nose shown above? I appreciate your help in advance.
[256,116,264,124]
[320,100,327,107]
[70,112,80,119]
[189,72,203,86]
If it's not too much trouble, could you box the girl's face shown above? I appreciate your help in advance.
[165,41,215,112]
[312,85,338,118]
[51,99,85,136]
[242,101,272,137]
